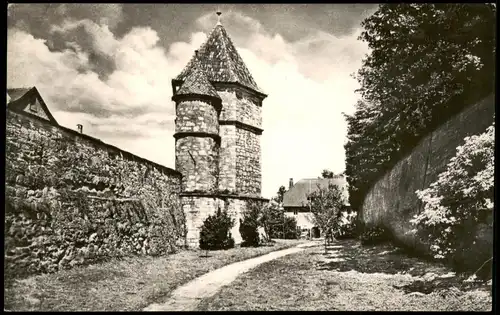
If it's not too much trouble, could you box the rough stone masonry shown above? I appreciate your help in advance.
[172,19,268,247]
[4,16,270,279]
[5,108,184,277]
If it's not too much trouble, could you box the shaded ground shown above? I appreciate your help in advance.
[3,239,305,311]
[197,239,492,311]
[143,241,319,311]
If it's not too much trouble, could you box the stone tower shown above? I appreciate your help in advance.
[172,13,268,247]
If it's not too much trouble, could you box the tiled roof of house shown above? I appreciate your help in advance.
[6,86,59,125]
[283,177,348,208]
[7,87,32,103]
[176,61,220,98]
[174,24,262,94]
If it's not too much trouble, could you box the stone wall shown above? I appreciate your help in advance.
[360,94,495,253]
[217,87,262,195]
[218,89,262,129]
[5,110,184,278]
[175,137,219,192]
[181,195,248,247]
[175,100,219,134]
[174,86,265,249]
[236,128,261,195]
[218,125,237,193]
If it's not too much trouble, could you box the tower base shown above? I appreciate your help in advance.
[180,192,268,248]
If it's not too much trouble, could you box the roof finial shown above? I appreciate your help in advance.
[216,10,222,26]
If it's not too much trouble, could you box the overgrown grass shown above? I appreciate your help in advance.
[197,239,492,311]
[3,239,305,311]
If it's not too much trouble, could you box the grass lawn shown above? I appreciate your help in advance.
[4,239,306,311]
[197,239,492,311]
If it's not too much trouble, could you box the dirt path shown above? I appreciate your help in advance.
[143,241,320,311]
[196,239,492,311]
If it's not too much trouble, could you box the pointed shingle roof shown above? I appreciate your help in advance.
[176,61,220,98]
[174,24,263,94]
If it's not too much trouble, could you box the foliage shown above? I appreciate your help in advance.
[282,216,300,240]
[239,201,261,247]
[359,226,392,246]
[308,183,349,235]
[199,207,235,250]
[409,122,494,275]
[258,200,281,239]
[308,183,349,251]
[259,200,299,240]
[4,189,183,278]
[333,210,358,239]
[344,4,496,212]
[271,186,287,204]
[321,169,335,178]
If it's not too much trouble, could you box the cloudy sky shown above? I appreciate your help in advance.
[7,3,377,198]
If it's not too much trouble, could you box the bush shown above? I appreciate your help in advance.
[410,122,494,277]
[239,202,260,247]
[283,216,300,239]
[199,208,235,250]
[333,211,358,239]
[359,226,392,246]
[271,216,300,240]
[259,201,299,240]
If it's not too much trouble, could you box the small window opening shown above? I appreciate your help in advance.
[29,101,37,112]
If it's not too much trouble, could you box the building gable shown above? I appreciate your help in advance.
[7,87,59,125]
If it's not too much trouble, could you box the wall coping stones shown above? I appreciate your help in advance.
[7,109,182,178]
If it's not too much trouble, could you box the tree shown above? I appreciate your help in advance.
[259,200,282,240]
[239,201,261,247]
[345,4,496,213]
[277,186,286,203]
[199,207,235,251]
[308,183,349,253]
[259,200,299,240]
[321,169,334,178]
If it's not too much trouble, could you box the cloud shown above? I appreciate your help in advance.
[8,4,124,32]
[7,7,368,198]
[195,11,368,197]
[7,16,206,168]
